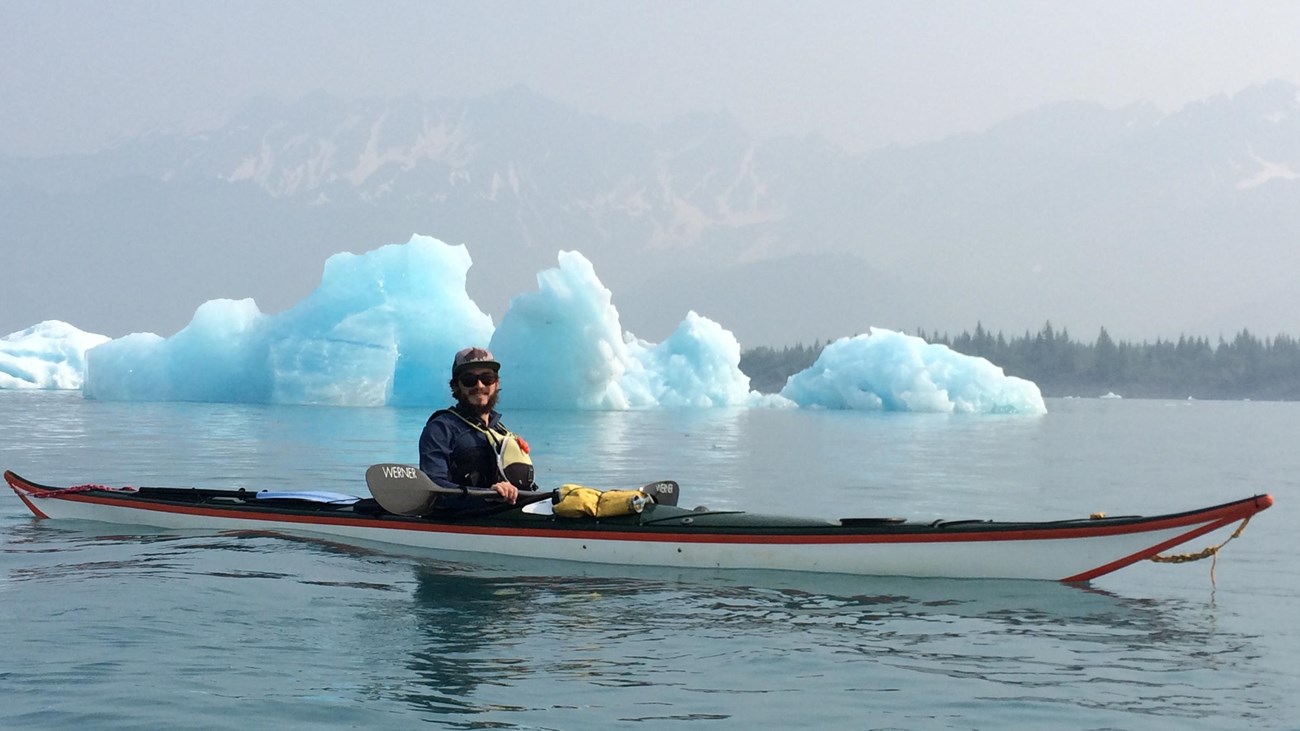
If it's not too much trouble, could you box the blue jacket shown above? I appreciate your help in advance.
[420,404,547,514]
[419,405,505,495]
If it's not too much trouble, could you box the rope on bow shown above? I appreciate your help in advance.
[29,483,137,497]
[1149,516,1254,586]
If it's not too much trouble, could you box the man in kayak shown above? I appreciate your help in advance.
[418,347,537,509]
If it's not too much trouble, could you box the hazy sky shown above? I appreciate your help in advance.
[4,0,1300,156]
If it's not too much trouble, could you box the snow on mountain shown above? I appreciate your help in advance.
[1,82,1298,345]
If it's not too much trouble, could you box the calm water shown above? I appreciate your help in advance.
[1,391,1296,730]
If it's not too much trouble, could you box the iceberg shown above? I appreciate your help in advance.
[81,235,769,408]
[0,321,109,390]
[13,234,1045,414]
[491,252,777,409]
[780,328,1046,414]
[85,236,494,406]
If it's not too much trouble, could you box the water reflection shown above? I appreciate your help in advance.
[381,555,1264,724]
[0,394,423,494]
[0,511,1276,728]
[395,564,548,715]
[502,407,1053,515]
[0,394,1053,517]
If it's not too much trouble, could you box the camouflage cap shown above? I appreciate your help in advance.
[452,347,501,376]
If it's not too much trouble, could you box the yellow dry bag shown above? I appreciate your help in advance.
[553,484,650,518]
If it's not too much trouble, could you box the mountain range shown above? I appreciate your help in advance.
[2,81,1297,346]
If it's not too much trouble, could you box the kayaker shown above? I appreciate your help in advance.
[418,347,537,509]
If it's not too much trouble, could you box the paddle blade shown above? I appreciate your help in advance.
[366,463,439,516]
[641,480,679,506]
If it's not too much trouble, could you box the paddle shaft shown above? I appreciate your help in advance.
[365,464,677,515]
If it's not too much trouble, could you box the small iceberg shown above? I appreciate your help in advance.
[780,328,1046,414]
[1,321,110,390]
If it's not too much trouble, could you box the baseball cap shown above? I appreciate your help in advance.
[452,347,501,376]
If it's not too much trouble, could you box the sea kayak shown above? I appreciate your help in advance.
[4,468,1272,583]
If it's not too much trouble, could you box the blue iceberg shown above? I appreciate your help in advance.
[1,321,110,390]
[12,234,1044,413]
[781,329,1045,414]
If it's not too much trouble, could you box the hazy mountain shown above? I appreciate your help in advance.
[2,81,1297,345]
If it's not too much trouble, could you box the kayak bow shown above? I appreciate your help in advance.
[4,469,1273,583]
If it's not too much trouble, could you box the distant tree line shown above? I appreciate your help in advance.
[739,342,823,394]
[740,323,1300,400]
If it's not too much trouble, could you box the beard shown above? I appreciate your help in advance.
[456,388,499,415]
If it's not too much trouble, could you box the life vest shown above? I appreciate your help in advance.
[441,409,536,490]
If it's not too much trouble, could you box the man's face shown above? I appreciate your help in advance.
[455,368,499,411]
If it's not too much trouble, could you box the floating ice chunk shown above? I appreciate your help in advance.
[492,251,775,409]
[84,235,494,405]
[780,328,1047,414]
[492,251,632,409]
[0,321,110,390]
[623,312,788,408]
[273,237,494,406]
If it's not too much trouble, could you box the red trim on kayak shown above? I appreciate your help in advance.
[13,489,51,519]
[1058,516,1240,582]
[7,473,54,518]
[1057,493,1272,581]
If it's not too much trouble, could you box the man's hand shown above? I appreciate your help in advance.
[490,480,518,504]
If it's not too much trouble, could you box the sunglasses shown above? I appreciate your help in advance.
[457,371,499,388]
